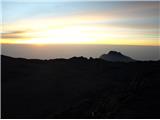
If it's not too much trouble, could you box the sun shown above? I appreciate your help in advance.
[19,26,96,45]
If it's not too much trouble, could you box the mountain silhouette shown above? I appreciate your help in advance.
[1,55,160,119]
[100,51,135,62]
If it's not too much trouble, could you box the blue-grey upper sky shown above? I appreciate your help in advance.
[2,1,159,24]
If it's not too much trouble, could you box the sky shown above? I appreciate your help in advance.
[1,1,159,46]
[1,1,160,60]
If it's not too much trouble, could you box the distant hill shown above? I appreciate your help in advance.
[100,51,135,62]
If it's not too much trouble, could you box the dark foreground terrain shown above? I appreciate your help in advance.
[1,55,160,118]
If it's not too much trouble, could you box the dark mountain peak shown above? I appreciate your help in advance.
[108,51,122,56]
[100,51,135,62]
[70,56,88,60]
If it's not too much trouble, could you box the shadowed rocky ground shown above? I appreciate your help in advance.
[1,55,160,118]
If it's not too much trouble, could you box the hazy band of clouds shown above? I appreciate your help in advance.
[1,30,31,39]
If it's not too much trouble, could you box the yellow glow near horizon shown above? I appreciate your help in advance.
[1,15,159,46]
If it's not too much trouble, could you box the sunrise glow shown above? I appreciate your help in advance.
[1,1,159,46]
